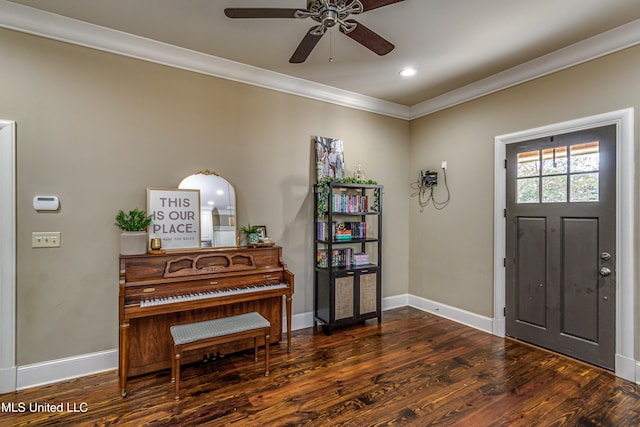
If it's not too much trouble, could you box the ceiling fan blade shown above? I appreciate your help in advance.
[340,20,394,56]
[224,8,302,19]
[359,0,405,12]
[290,27,324,63]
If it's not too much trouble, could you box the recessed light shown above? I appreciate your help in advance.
[399,67,417,77]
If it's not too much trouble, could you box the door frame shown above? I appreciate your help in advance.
[0,120,16,393]
[493,108,635,382]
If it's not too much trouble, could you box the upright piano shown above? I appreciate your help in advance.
[118,245,294,397]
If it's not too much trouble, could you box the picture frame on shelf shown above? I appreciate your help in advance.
[256,225,267,239]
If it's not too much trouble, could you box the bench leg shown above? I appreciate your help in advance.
[264,327,270,377]
[174,352,181,400]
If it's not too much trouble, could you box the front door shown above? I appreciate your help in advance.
[505,125,616,370]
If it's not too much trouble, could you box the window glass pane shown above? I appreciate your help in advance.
[542,175,567,203]
[570,173,599,202]
[517,178,539,203]
[542,147,567,175]
[517,150,540,177]
[570,142,599,173]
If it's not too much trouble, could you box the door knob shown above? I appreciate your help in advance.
[601,252,611,261]
[600,267,612,276]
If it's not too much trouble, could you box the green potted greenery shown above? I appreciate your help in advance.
[316,176,379,217]
[241,224,260,244]
[115,208,153,255]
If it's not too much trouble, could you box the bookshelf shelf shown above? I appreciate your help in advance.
[313,181,383,335]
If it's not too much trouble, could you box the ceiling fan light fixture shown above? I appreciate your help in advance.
[324,9,338,27]
[399,67,417,77]
[225,0,404,63]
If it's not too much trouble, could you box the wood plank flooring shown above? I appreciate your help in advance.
[1,307,639,426]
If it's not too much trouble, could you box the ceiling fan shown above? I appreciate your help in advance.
[224,0,405,63]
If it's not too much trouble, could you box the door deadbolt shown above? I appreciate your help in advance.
[600,267,612,276]
[601,252,611,261]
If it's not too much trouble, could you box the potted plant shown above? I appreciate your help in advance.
[241,224,260,245]
[115,208,153,255]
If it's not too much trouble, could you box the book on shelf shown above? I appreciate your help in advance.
[353,252,370,266]
[316,221,367,241]
[316,248,353,268]
[335,222,351,240]
[331,193,369,213]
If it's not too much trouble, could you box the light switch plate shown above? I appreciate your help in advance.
[32,232,61,248]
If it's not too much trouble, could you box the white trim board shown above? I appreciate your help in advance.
[408,295,494,334]
[493,108,636,383]
[1,0,639,120]
[0,120,16,394]
[16,350,118,390]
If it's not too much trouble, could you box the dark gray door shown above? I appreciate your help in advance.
[505,125,616,370]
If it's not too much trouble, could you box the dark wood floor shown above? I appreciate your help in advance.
[1,307,639,426]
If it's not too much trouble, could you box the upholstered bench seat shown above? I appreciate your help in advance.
[170,312,271,400]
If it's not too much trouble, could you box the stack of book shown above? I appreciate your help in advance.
[316,222,329,241]
[353,252,370,266]
[316,222,367,241]
[335,223,352,241]
[349,222,366,239]
[331,194,370,213]
[316,248,353,268]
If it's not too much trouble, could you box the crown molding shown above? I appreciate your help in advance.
[1,0,639,121]
[0,0,410,119]
[409,19,640,120]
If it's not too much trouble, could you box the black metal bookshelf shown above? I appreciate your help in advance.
[313,182,383,335]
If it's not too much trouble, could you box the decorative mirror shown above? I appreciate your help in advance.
[178,170,238,248]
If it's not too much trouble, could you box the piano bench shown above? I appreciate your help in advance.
[169,312,271,400]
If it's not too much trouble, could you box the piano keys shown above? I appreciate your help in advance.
[140,283,289,308]
[118,245,294,397]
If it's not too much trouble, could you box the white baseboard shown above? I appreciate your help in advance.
[16,349,118,390]
[289,311,314,332]
[407,294,494,334]
[382,293,410,311]
[10,295,638,391]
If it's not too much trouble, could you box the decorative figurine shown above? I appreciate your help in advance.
[354,162,366,180]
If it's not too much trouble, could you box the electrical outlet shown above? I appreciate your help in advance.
[441,160,447,170]
[32,232,61,248]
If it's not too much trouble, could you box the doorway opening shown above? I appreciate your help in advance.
[493,109,636,381]
[0,120,16,393]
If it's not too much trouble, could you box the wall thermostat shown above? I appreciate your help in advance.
[33,196,59,211]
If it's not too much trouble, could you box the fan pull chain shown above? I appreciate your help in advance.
[329,28,334,62]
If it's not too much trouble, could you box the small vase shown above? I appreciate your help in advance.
[248,232,260,244]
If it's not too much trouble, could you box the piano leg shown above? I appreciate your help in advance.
[119,321,130,397]
[285,294,292,352]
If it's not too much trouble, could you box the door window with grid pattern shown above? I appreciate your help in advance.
[516,141,599,204]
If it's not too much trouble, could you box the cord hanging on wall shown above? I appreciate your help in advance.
[410,165,450,212]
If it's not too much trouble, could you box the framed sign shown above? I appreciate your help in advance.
[147,188,200,250]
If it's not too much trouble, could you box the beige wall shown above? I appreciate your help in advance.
[3,24,639,368]
[409,46,640,355]
[0,28,410,365]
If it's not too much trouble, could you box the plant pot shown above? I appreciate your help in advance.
[247,232,260,244]
[119,231,149,255]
